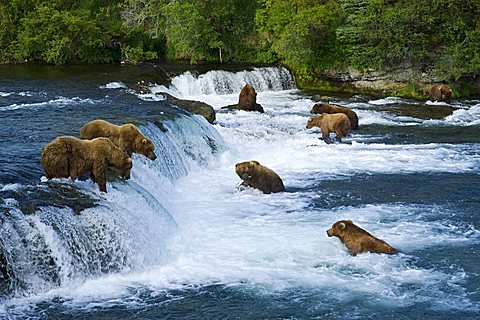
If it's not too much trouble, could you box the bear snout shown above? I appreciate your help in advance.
[326,229,334,237]
[121,169,131,180]
[240,173,251,180]
[148,152,157,160]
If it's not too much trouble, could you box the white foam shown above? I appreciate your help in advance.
[443,104,480,126]
[100,81,128,89]
[3,69,480,315]
[426,100,451,106]
[369,97,402,105]
[0,97,98,111]
[155,66,296,98]
[3,198,19,207]
[1,183,23,191]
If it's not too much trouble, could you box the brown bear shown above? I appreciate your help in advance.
[221,84,264,113]
[235,160,285,194]
[310,102,359,130]
[326,220,398,255]
[429,83,452,102]
[41,136,132,192]
[306,113,351,143]
[80,119,157,160]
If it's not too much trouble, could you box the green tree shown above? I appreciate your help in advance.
[190,0,259,62]
[256,0,342,78]
[12,5,111,64]
[337,0,480,79]
[162,2,217,63]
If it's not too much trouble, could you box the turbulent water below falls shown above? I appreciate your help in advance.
[0,65,479,319]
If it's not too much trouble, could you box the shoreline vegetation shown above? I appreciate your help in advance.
[1,0,479,99]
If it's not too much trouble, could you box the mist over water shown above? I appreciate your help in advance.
[1,66,479,319]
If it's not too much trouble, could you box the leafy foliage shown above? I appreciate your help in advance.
[13,6,107,64]
[256,0,343,79]
[0,0,479,81]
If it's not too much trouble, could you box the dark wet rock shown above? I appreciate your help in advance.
[163,93,216,124]
[221,103,264,113]
[394,104,455,119]
[0,183,98,215]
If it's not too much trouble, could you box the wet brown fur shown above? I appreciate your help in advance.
[235,160,285,194]
[306,113,351,142]
[41,136,132,192]
[429,83,452,102]
[80,119,157,160]
[326,220,398,255]
[238,84,257,111]
[310,102,359,130]
[237,84,264,112]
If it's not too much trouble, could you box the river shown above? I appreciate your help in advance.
[0,64,479,319]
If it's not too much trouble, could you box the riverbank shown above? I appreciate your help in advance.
[3,61,479,100]
[295,63,480,100]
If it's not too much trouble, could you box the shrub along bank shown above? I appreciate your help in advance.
[1,0,479,97]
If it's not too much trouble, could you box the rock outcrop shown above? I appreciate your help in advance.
[163,93,216,124]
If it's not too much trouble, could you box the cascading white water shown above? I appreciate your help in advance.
[0,113,225,298]
[149,66,296,98]
[2,65,480,319]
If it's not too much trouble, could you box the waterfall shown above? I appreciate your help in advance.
[0,113,225,299]
[150,66,296,98]
[0,65,290,300]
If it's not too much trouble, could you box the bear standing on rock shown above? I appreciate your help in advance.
[326,220,398,255]
[238,84,264,112]
[41,136,132,192]
[429,83,452,102]
[80,119,157,160]
[310,102,359,130]
[235,160,285,194]
[221,84,264,113]
[306,113,351,143]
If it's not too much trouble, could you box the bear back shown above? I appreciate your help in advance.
[326,220,397,255]
[429,83,452,102]
[235,160,285,194]
[41,136,132,192]
[310,102,359,130]
[80,119,157,160]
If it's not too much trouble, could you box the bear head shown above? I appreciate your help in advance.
[108,143,133,179]
[235,160,261,180]
[306,114,325,129]
[118,157,133,179]
[440,85,452,101]
[326,220,353,238]
[310,103,330,114]
[134,137,157,160]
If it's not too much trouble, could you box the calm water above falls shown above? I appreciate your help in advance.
[0,65,479,319]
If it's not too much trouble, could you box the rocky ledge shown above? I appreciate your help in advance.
[301,62,480,99]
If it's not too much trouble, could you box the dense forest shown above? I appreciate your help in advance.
[1,0,479,83]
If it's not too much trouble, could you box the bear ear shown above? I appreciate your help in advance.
[141,138,147,144]
[308,118,313,122]
[338,222,346,230]
[249,161,258,166]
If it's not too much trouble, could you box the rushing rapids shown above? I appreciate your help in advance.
[0,65,479,319]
